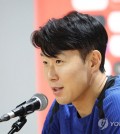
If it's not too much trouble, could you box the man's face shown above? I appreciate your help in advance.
[41,50,92,105]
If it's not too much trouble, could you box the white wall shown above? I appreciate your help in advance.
[0,0,37,133]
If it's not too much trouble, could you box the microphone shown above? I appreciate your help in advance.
[0,93,48,122]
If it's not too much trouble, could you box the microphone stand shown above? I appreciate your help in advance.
[8,116,27,134]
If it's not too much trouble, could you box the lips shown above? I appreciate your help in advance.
[51,87,64,95]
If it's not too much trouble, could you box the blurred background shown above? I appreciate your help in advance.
[0,0,37,134]
[0,0,120,134]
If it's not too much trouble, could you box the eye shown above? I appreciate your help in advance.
[43,61,48,65]
[56,60,63,64]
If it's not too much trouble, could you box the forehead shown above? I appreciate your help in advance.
[40,50,80,58]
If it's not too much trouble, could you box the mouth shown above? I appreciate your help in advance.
[51,87,64,95]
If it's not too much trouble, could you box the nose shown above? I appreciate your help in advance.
[47,65,59,82]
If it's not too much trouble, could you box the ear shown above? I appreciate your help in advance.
[88,50,102,72]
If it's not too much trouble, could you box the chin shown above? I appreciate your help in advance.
[56,97,70,105]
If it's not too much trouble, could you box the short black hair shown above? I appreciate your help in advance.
[31,11,108,73]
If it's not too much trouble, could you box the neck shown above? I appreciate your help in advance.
[72,72,107,118]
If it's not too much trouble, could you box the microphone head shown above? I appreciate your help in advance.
[32,93,48,111]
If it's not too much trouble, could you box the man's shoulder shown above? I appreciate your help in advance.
[105,75,120,102]
[104,88,120,108]
[103,76,120,120]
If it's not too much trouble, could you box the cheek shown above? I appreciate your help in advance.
[60,65,90,94]
[43,67,49,81]
[58,64,85,83]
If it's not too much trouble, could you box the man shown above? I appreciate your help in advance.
[31,11,120,133]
